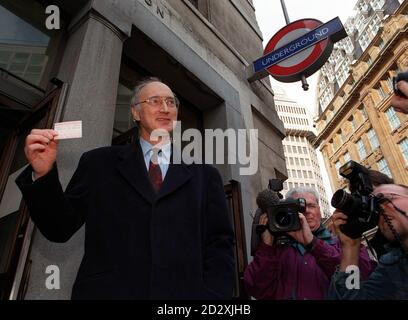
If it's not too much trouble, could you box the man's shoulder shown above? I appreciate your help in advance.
[379,247,405,266]
[188,163,222,177]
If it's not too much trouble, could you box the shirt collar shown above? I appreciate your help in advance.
[139,137,171,162]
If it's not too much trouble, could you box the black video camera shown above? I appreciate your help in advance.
[393,71,408,98]
[250,179,306,255]
[266,197,305,233]
[331,160,384,239]
[265,179,304,233]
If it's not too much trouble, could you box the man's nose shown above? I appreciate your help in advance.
[159,100,169,112]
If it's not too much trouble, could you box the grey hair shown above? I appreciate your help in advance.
[285,186,320,204]
[130,76,163,110]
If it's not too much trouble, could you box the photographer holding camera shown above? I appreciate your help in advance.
[243,187,375,300]
[348,169,394,260]
[329,183,408,299]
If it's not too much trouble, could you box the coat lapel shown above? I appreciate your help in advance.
[116,142,156,204]
[157,161,192,200]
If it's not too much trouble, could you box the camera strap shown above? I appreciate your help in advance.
[381,210,402,245]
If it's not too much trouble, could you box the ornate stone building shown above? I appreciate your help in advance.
[314,2,408,192]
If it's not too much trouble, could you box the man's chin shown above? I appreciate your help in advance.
[152,126,173,135]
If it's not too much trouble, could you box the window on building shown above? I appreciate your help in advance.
[377,84,387,100]
[297,170,301,178]
[399,138,408,166]
[370,0,385,10]
[0,1,56,87]
[367,128,380,150]
[297,146,302,154]
[335,161,341,177]
[357,139,367,159]
[306,159,311,166]
[359,30,371,51]
[385,107,401,131]
[378,39,385,50]
[303,147,307,154]
[295,158,300,166]
[344,152,351,162]
[385,76,393,93]
[336,59,350,86]
[289,182,293,189]
[292,170,297,178]
[377,158,392,178]
[308,171,313,178]
[289,157,294,165]
[359,107,368,120]
[300,158,305,166]
[302,170,307,178]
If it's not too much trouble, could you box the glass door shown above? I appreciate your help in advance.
[0,87,62,299]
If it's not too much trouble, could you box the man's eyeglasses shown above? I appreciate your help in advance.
[134,96,179,109]
[306,203,319,210]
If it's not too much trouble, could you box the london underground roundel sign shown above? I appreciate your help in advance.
[252,17,347,83]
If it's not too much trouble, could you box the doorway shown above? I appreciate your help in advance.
[0,86,62,299]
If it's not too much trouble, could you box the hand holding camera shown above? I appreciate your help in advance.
[392,71,408,114]
[331,210,362,248]
[258,213,274,246]
[331,160,384,239]
[287,213,314,246]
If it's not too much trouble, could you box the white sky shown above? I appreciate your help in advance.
[252,0,357,115]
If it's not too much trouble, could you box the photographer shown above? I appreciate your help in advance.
[243,187,376,300]
[329,184,408,299]
[349,169,393,260]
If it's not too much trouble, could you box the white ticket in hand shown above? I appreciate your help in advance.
[54,121,82,140]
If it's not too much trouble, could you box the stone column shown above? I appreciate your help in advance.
[24,5,130,299]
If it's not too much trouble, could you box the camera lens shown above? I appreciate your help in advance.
[271,208,296,229]
[331,189,363,216]
[331,189,351,210]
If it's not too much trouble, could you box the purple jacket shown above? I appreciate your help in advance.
[244,238,376,300]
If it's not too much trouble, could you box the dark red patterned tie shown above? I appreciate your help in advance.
[148,160,162,192]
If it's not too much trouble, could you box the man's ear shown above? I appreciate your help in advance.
[131,107,141,122]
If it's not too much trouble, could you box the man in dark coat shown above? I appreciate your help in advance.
[16,78,235,300]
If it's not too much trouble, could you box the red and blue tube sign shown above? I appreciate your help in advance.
[252,17,347,83]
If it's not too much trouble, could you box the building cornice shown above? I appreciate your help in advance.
[285,128,317,143]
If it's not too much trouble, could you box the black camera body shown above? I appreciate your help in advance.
[266,198,305,233]
[331,161,384,239]
[393,71,408,98]
[250,179,306,255]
